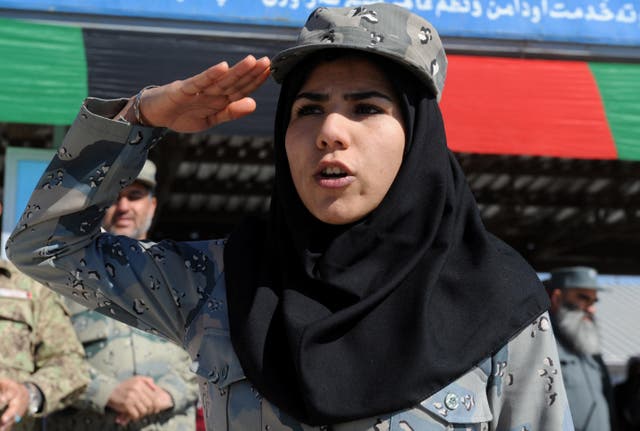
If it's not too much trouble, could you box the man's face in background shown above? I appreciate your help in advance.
[553,287,601,355]
[103,182,157,240]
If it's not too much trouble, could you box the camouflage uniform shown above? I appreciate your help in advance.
[46,301,198,431]
[7,99,575,430]
[0,260,89,431]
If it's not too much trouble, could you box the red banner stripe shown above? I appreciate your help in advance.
[440,55,617,159]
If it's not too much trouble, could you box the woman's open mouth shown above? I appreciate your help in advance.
[320,166,348,178]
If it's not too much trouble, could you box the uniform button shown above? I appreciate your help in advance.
[444,393,459,410]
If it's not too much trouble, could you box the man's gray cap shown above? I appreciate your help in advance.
[271,3,448,101]
[136,159,157,189]
[546,266,607,291]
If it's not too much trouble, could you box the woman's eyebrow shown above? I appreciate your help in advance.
[344,91,392,101]
[294,92,328,102]
[293,90,392,102]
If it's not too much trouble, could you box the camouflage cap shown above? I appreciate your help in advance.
[136,159,157,189]
[271,3,447,101]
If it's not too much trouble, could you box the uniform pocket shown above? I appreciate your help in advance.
[416,366,493,427]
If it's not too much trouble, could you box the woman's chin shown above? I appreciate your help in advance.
[309,204,368,225]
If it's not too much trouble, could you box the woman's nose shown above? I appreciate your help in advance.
[315,113,351,150]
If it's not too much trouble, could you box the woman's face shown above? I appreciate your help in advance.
[285,57,406,225]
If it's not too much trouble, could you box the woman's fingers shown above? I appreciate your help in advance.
[199,56,270,99]
[226,62,272,102]
[181,61,230,96]
[206,97,258,126]
[136,55,270,132]
[210,56,267,92]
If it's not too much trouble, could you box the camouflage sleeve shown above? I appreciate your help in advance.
[56,299,123,413]
[73,367,121,414]
[155,347,199,413]
[487,311,574,431]
[6,98,218,348]
[30,283,90,414]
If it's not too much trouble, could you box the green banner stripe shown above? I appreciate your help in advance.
[589,62,640,161]
[0,18,87,125]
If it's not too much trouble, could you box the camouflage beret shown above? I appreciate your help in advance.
[271,3,447,101]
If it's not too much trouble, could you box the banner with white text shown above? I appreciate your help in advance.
[1,0,639,46]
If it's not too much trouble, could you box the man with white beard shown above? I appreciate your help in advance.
[545,266,615,431]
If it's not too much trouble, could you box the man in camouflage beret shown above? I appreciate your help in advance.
[0,201,89,431]
[47,160,198,431]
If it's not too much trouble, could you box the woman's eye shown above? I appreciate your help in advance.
[355,104,383,115]
[295,105,323,117]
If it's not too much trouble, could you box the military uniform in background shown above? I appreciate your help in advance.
[0,260,89,431]
[46,299,198,430]
[556,339,614,431]
[545,266,616,431]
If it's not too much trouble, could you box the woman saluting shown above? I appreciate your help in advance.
[9,3,572,430]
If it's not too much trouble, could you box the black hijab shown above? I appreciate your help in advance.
[225,52,549,425]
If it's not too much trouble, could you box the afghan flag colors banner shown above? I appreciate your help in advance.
[440,56,640,160]
[1,18,639,161]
